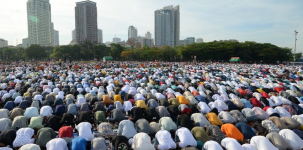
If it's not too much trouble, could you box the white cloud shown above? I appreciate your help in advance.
[0,0,302,52]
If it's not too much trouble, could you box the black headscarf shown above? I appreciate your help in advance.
[0,129,16,147]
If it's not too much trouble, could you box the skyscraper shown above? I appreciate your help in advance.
[75,0,98,44]
[155,5,180,47]
[22,38,29,48]
[0,39,8,48]
[128,26,138,40]
[98,29,103,44]
[145,31,152,39]
[53,30,59,46]
[72,29,76,41]
[27,0,55,46]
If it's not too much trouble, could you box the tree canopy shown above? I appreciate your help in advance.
[0,40,298,63]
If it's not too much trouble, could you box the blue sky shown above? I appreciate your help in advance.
[0,0,302,52]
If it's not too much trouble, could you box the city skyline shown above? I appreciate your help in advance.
[0,0,302,51]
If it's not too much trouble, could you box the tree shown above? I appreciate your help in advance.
[94,44,111,59]
[24,44,47,60]
[110,43,124,60]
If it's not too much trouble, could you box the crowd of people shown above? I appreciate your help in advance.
[0,61,302,150]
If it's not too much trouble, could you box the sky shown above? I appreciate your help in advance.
[0,0,302,52]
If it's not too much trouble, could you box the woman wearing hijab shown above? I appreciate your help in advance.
[79,103,91,112]
[24,107,39,118]
[19,144,41,150]
[58,126,73,144]
[46,138,68,150]
[67,104,78,116]
[45,115,62,131]
[206,125,226,144]
[221,123,244,142]
[71,137,87,150]
[95,122,114,137]
[76,111,93,124]
[175,127,197,149]
[40,106,53,118]
[12,116,28,130]
[13,128,35,148]
[132,133,155,150]
[117,120,137,139]
[53,105,66,116]
[19,100,31,110]
[35,127,56,149]
[0,129,17,148]
[28,116,44,129]
[0,118,11,133]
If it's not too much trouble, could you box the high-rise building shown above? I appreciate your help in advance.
[98,29,103,44]
[113,37,121,44]
[22,38,29,48]
[128,26,138,40]
[186,37,195,45]
[137,36,144,45]
[0,39,8,48]
[27,0,55,46]
[145,31,152,39]
[53,30,59,46]
[142,39,153,48]
[75,0,98,44]
[179,37,195,46]
[196,38,203,43]
[72,29,76,41]
[155,5,180,47]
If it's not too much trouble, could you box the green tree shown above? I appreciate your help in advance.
[24,44,47,60]
[110,43,124,60]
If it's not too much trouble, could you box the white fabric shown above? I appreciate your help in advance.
[292,115,303,125]
[218,111,236,123]
[203,140,223,150]
[33,95,43,103]
[19,144,41,150]
[132,133,155,150]
[271,96,283,106]
[14,96,23,104]
[46,138,68,150]
[242,144,257,150]
[13,128,35,148]
[279,129,303,150]
[134,94,145,101]
[221,138,244,150]
[24,107,39,118]
[197,102,211,114]
[274,106,291,117]
[155,93,165,100]
[40,106,53,117]
[266,107,278,116]
[175,127,197,148]
[250,136,278,150]
[76,97,86,107]
[76,122,94,141]
[155,130,176,150]
[191,113,210,127]
[123,101,133,112]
